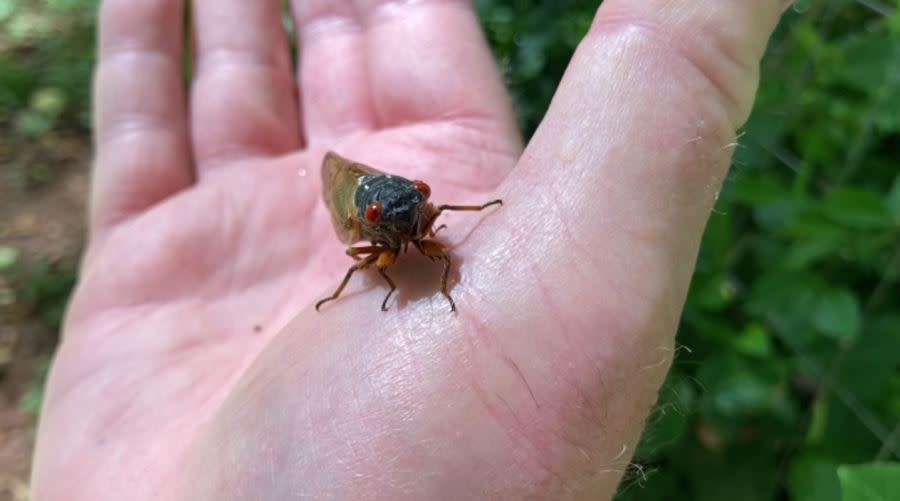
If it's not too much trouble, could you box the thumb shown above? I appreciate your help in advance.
[471,0,788,495]
[503,0,789,295]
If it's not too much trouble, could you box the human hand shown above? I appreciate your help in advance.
[32,1,787,499]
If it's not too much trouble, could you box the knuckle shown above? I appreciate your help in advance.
[586,12,759,129]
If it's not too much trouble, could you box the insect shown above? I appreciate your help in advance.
[315,151,502,312]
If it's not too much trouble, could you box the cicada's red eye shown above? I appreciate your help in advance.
[365,201,383,224]
[413,180,431,199]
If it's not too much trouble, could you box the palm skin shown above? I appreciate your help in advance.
[42,131,518,499]
[32,1,787,499]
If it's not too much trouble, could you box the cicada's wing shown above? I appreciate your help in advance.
[321,151,383,244]
[322,151,383,194]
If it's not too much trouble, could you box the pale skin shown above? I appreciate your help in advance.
[31,0,789,499]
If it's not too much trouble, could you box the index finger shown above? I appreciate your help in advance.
[356,0,516,129]
[357,0,524,184]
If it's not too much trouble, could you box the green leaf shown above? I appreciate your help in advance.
[16,260,77,329]
[19,384,44,415]
[690,273,738,311]
[747,270,824,346]
[817,398,884,461]
[755,198,803,231]
[18,356,50,416]
[812,288,861,341]
[0,0,16,22]
[678,441,779,501]
[0,59,39,109]
[0,246,18,270]
[14,109,53,137]
[838,462,900,501]
[840,31,896,96]
[733,323,773,358]
[835,315,900,401]
[789,454,841,501]
[784,206,843,239]
[887,173,900,221]
[30,87,66,117]
[805,396,828,445]
[823,189,893,230]
[784,233,845,269]
[696,351,791,437]
[699,210,734,272]
[731,172,791,205]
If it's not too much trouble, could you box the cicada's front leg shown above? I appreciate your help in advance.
[316,250,380,311]
[346,245,382,262]
[374,249,397,311]
[437,200,502,213]
[414,239,455,312]
[316,245,399,312]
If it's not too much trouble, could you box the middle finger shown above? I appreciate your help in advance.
[192,1,301,172]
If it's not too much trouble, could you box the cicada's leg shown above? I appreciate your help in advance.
[315,252,379,311]
[346,245,383,261]
[375,249,397,311]
[429,224,447,237]
[414,240,455,312]
[436,200,502,213]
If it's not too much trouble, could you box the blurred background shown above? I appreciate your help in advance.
[0,0,897,499]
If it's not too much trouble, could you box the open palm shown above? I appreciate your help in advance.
[33,1,786,499]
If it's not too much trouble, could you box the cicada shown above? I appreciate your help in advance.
[315,151,501,312]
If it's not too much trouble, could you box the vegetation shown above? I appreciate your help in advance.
[2,0,898,498]
[0,0,95,136]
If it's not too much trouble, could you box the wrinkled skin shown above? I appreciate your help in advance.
[32,1,788,499]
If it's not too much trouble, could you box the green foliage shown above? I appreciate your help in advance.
[1,253,74,417]
[0,245,19,270]
[477,1,900,500]
[790,454,841,501]
[838,462,900,501]
[1,251,75,417]
[19,355,51,415]
[4,258,77,329]
[0,0,99,133]
[475,0,594,137]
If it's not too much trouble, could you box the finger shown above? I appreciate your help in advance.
[191,1,300,172]
[480,0,787,494]
[291,0,377,144]
[92,0,192,231]
[356,0,520,144]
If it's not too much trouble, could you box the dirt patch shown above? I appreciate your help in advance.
[0,126,89,500]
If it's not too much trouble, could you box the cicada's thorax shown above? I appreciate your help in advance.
[355,174,431,248]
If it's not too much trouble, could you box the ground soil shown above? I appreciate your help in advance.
[0,127,89,500]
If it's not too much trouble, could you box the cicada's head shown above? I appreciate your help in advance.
[356,175,435,245]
